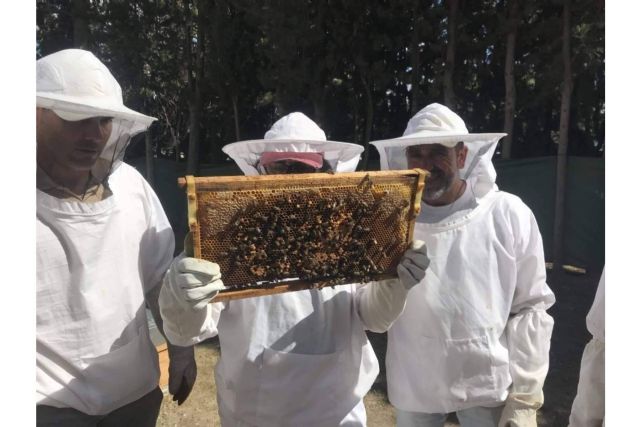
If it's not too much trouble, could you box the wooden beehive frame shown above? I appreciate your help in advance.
[179,169,427,302]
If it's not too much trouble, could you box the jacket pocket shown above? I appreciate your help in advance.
[255,347,357,427]
[441,334,497,403]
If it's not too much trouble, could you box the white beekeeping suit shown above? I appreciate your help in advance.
[569,268,605,427]
[371,103,555,426]
[36,49,180,416]
[159,112,429,427]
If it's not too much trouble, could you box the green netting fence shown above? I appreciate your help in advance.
[130,155,604,273]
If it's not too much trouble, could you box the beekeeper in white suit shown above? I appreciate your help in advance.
[371,103,556,427]
[568,267,605,427]
[36,49,197,426]
[159,112,429,426]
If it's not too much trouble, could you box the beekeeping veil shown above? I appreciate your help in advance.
[371,103,506,199]
[222,112,364,175]
[36,49,156,182]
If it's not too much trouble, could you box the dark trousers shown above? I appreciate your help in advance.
[37,387,163,427]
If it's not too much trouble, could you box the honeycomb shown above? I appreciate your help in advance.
[182,170,426,300]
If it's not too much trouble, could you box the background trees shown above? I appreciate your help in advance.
[36,0,605,270]
[36,0,605,166]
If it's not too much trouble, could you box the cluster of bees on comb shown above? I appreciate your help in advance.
[212,177,411,289]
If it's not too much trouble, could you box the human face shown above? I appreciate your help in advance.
[36,108,113,180]
[405,143,467,204]
[262,159,321,175]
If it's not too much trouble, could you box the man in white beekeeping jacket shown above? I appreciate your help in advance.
[159,112,430,426]
[36,49,197,425]
[370,103,556,427]
[568,267,605,427]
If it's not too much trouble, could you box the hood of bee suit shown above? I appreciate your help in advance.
[222,112,364,175]
[370,103,506,199]
[36,49,157,182]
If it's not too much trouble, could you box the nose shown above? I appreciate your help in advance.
[413,158,434,172]
[422,161,435,171]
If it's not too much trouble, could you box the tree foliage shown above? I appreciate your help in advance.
[36,0,605,167]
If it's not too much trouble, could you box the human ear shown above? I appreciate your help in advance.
[456,145,468,168]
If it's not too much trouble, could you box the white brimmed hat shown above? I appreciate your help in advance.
[371,103,505,149]
[36,49,156,129]
[371,103,506,198]
[223,112,364,175]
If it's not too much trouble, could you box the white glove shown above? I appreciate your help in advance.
[357,240,428,332]
[164,254,225,311]
[498,394,542,427]
[159,253,226,345]
[397,240,429,290]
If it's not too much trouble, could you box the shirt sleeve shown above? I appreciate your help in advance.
[139,176,175,294]
[505,200,555,405]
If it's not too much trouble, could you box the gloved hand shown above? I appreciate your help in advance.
[159,253,226,345]
[167,343,197,405]
[397,240,429,290]
[498,394,541,427]
[163,254,226,312]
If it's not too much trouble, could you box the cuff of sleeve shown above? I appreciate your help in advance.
[162,303,218,346]
[357,278,408,333]
[499,409,538,427]
[506,391,544,410]
[499,397,540,427]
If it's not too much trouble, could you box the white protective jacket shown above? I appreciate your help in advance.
[207,287,380,426]
[36,49,173,415]
[36,163,175,415]
[371,104,555,414]
[164,113,411,426]
[586,268,605,343]
[167,283,406,426]
[568,268,605,427]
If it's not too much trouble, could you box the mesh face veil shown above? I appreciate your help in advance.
[256,151,329,175]
[223,112,363,176]
[371,104,506,199]
[90,119,148,183]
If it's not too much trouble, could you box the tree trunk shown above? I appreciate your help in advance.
[312,90,327,130]
[145,129,155,187]
[410,5,424,114]
[231,92,241,141]
[552,0,573,277]
[71,0,89,48]
[352,91,360,146]
[187,92,201,174]
[502,0,519,159]
[186,0,204,174]
[443,0,458,108]
[360,73,374,171]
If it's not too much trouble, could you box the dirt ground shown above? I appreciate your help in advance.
[157,269,601,427]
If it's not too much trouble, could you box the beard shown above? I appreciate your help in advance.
[423,168,455,202]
